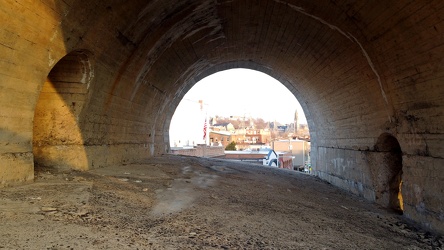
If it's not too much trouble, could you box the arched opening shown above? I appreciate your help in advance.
[33,50,93,172]
[169,68,311,170]
[373,133,404,213]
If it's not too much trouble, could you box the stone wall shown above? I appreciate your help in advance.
[314,134,444,233]
[0,0,442,233]
[315,147,376,202]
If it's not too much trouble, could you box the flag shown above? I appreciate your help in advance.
[203,118,207,140]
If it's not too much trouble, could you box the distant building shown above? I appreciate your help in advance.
[276,125,288,132]
[212,122,235,132]
[206,116,310,151]
[231,128,272,150]
[269,122,290,132]
[272,139,310,169]
[209,131,232,148]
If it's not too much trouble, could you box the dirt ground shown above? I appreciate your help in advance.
[0,155,442,249]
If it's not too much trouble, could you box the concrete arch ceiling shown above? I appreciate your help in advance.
[101,0,394,146]
[1,0,443,233]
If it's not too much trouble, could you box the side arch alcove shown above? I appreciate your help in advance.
[371,133,404,213]
[33,50,94,171]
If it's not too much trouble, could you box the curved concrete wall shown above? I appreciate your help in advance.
[0,0,442,233]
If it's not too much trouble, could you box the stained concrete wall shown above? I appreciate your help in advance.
[0,0,442,233]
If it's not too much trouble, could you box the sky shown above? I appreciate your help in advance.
[169,68,307,146]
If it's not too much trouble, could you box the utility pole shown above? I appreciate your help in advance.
[199,100,208,147]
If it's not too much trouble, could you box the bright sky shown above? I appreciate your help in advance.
[169,68,307,146]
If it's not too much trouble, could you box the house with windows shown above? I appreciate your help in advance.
[229,128,272,150]
[209,131,232,148]
[212,122,235,132]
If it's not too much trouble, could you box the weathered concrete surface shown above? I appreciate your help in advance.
[0,1,443,233]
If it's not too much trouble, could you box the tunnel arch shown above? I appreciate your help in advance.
[161,61,316,154]
[33,50,94,171]
[168,65,312,151]
[0,0,443,234]
[131,4,392,163]
[372,133,403,213]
